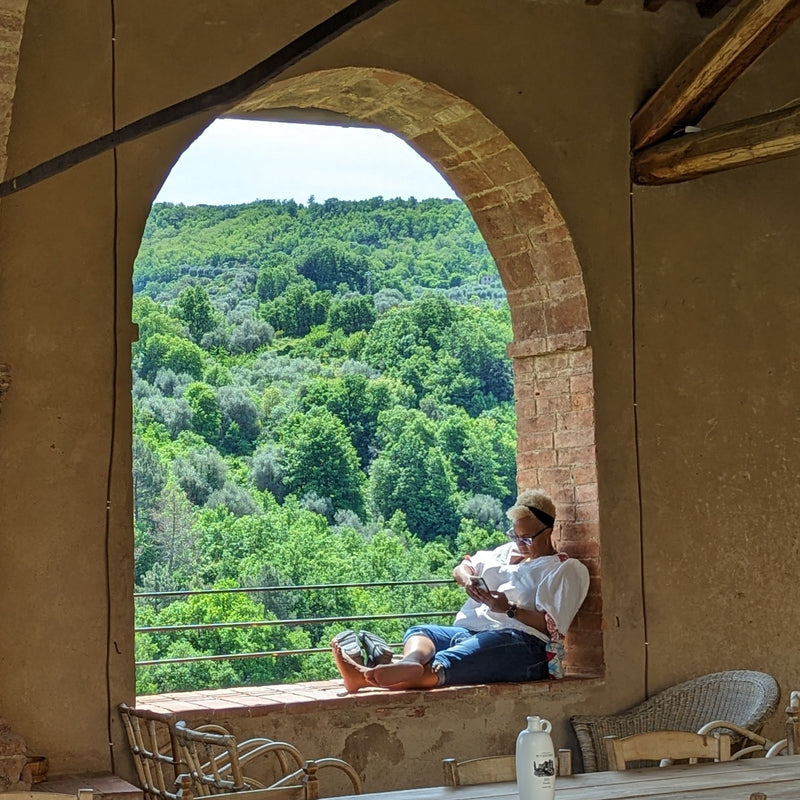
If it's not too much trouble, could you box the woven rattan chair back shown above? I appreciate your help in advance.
[120,704,183,800]
[571,670,780,772]
[604,730,731,770]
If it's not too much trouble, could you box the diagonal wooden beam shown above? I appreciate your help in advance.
[0,0,402,199]
[631,0,800,152]
[632,102,800,184]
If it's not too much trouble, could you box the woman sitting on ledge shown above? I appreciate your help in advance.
[331,488,590,693]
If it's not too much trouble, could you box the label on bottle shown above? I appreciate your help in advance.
[531,753,555,788]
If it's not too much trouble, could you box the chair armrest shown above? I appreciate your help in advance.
[312,758,362,793]
[696,720,779,760]
[268,758,361,794]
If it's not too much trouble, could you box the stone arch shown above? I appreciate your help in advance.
[0,0,28,185]
[229,67,602,676]
[0,1,29,418]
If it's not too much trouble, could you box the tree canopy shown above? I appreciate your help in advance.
[132,196,517,694]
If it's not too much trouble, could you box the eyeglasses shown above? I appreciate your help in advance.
[505,526,552,546]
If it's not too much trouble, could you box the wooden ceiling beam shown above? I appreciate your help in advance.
[632,103,800,184]
[630,0,800,152]
[643,0,670,12]
[696,0,733,20]
[0,0,401,199]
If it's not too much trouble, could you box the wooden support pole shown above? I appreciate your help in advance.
[630,0,800,151]
[632,103,800,185]
[0,0,402,199]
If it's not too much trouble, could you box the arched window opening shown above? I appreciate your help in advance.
[132,119,525,695]
[132,68,603,698]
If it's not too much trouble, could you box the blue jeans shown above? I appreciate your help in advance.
[403,624,548,686]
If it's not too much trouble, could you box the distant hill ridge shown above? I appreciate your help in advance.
[134,196,502,305]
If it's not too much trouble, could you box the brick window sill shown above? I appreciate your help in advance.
[136,673,605,719]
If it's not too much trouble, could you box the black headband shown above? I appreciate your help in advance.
[527,505,555,528]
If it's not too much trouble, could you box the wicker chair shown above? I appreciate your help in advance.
[570,670,780,772]
[120,705,326,800]
[175,721,362,797]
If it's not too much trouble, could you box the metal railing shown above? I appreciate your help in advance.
[135,579,457,667]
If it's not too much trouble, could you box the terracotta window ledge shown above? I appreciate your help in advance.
[136,675,604,719]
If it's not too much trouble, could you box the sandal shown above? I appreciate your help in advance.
[357,630,394,667]
[332,629,364,665]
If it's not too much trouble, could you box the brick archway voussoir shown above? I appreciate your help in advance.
[229,67,589,342]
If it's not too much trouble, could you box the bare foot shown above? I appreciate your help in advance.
[370,660,425,687]
[332,640,375,693]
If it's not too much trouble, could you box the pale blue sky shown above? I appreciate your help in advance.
[155,118,458,206]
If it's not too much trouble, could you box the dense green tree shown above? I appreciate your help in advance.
[280,408,365,517]
[172,447,227,505]
[250,444,286,500]
[175,284,220,344]
[300,373,399,467]
[369,415,459,540]
[185,382,222,442]
[217,385,260,455]
[328,293,377,335]
[255,254,298,302]
[138,333,205,381]
[297,241,370,293]
[206,481,259,517]
[228,315,274,354]
[260,281,331,337]
[437,410,510,499]
[133,296,184,347]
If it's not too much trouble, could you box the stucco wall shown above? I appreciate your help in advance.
[0,0,797,787]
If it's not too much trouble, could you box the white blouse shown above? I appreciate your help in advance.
[453,542,589,642]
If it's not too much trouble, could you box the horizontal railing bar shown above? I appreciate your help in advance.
[137,610,455,634]
[136,644,382,666]
[134,579,450,599]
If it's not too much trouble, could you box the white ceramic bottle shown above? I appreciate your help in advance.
[516,715,556,800]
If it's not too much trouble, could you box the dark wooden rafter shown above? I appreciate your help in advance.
[588,0,731,17]
[0,0,402,199]
[631,0,800,152]
[633,102,800,184]
[696,0,732,19]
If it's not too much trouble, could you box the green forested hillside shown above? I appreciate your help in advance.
[132,196,516,693]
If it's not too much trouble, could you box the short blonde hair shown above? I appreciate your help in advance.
[506,488,556,524]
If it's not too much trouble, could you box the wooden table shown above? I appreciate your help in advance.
[348,756,800,800]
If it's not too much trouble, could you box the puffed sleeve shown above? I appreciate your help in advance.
[534,558,590,634]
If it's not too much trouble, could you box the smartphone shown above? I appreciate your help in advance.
[469,575,489,592]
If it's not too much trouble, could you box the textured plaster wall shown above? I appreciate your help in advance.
[0,0,797,786]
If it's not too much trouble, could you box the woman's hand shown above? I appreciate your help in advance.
[465,583,512,614]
